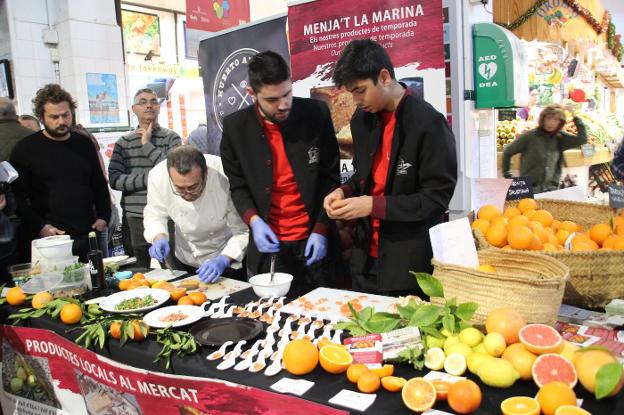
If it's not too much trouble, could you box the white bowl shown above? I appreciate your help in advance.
[36,237,74,259]
[248,272,293,297]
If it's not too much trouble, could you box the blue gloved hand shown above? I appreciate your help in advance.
[197,255,230,283]
[304,232,327,266]
[250,218,280,253]
[148,238,170,262]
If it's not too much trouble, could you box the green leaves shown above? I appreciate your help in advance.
[411,272,444,298]
[595,363,623,399]
[394,346,425,370]
[408,304,439,327]
[456,302,479,322]
[335,305,401,335]
[154,328,198,369]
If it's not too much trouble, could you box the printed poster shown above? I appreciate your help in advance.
[0,325,347,415]
[186,0,250,32]
[121,10,161,56]
[198,15,289,153]
[86,73,120,125]
[288,0,446,166]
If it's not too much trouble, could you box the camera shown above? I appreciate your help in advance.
[0,182,9,195]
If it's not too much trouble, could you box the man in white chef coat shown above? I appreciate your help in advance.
[144,145,248,282]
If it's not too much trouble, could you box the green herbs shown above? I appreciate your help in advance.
[62,263,85,283]
[154,328,198,370]
[114,294,156,311]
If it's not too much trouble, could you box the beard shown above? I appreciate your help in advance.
[258,103,290,124]
[44,124,70,138]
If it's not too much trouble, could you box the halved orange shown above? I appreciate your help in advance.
[554,406,591,415]
[401,377,436,412]
[501,396,541,415]
[381,376,406,392]
[370,364,394,378]
[319,345,353,374]
[432,380,451,401]
[169,287,187,302]
[346,363,369,383]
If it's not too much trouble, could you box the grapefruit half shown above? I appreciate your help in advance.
[519,324,562,354]
[532,353,578,388]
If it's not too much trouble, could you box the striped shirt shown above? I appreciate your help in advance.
[612,139,624,180]
[108,125,181,217]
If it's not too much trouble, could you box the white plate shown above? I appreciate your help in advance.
[102,255,129,264]
[144,268,186,281]
[143,305,207,328]
[99,288,170,314]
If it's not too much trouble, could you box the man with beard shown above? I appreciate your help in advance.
[220,51,340,296]
[10,84,111,260]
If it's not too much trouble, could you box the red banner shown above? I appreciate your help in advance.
[186,0,250,32]
[0,325,347,415]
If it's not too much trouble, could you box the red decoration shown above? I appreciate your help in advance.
[562,0,610,35]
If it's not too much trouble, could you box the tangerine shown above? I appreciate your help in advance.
[615,224,624,236]
[381,376,406,392]
[188,291,207,305]
[614,237,624,250]
[357,371,381,393]
[31,292,53,309]
[471,218,490,236]
[447,379,482,414]
[401,377,437,412]
[508,226,534,250]
[131,320,149,341]
[485,307,526,344]
[60,303,83,325]
[504,206,522,218]
[118,279,131,290]
[536,381,576,415]
[6,286,26,306]
[491,217,509,227]
[589,223,612,246]
[523,209,537,219]
[177,296,195,305]
[431,380,451,401]
[517,198,537,213]
[529,235,544,251]
[109,321,122,339]
[509,214,530,228]
[318,345,352,374]
[346,363,369,383]
[602,234,620,249]
[486,224,508,248]
[556,229,571,245]
[131,272,145,280]
[533,210,554,227]
[283,339,319,375]
[478,204,502,222]
[559,221,579,234]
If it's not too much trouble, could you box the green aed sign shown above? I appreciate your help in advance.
[473,23,528,109]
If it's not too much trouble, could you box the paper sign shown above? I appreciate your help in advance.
[270,378,315,397]
[423,410,454,415]
[535,186,586,202]
[581,144,596,157]
[471,178,512,213]
[608,184,624,208]
[506,176,533,200]
[429,217,480,269]
[328,390,376,412]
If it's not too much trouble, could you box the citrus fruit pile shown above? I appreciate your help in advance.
[472,198,624,252]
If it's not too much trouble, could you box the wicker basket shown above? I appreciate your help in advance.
[475,198,624,309]
[431,249,569,325]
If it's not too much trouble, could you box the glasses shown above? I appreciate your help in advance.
[134,99,159,106]
[169,176,205,197]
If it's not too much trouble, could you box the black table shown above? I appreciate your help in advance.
[3,287,623,414]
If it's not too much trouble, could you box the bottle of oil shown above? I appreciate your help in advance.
[87,231,105,290]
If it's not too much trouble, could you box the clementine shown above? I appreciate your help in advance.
[504,206,522,218]
[177,296,195,305]
[283,339,319,375]
[536,381,576,415]
[370,364,394,378]
[509,214,530,228]
[471,218,490,236]
[447,379,482,414]
[507,226,533,250]
[188,291,207,305]
[346,363,369,383]
[118,279,131,290]
[486,224,508,248]
[533,210,554,227]
[131,320,149,341]
[109,321,122,339]
[559,221,580,234]
[517,198,538,213]
[589,223,612,246]
[478,204,502,222]
[31,292,53,309]
[6,286,26,306]
[357,371,381,393]
[60,303,83,325]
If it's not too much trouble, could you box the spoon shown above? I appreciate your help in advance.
[206,341,233,361]
[331,328,343,345]
[234,340,263,371]
[264,353,283,376]
[269,254,276,284]
[249,348,270,373]
[216,340,247,370]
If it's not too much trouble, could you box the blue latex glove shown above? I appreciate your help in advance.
[304,232,327,266]
[148,238,170,262]
[250,218,280,253]
[197,255,230,283]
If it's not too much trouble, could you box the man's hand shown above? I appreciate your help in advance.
[324,188,345,219]
[40,224,65,237]
[91,219,107,231]
[0,194,5,210]
[328,196,373,220]
[197,255,231,283]
[137,122,153,145]
[304,233,327,266]
[250,216,280,253]
[148,236,170,262]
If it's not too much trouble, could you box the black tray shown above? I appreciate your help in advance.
[189,317,263,347]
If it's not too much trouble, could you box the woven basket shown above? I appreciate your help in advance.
[431,249,569,325]
[475,198,624,309]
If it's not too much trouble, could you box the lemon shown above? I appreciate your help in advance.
[483,332,506,357]
[443,335,460,355]
[445,342,472,359]
[459,327,484,347]
[472,342,487,354]
[443,353,467,376]
[467,352,492,375]
[557,341,579,363]
[426,335,445,349]
[478,264,496,273]
[424,347,445,371]
[477,357,520,388]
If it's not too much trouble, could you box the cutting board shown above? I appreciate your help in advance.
[144,268,186,281]
[280,287,398,322]
[174,276,251,300]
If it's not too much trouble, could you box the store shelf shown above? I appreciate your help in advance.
[496,146,612,176]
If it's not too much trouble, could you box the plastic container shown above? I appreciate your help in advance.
[8,263,41,287]
[248,273,293,297]
[45,256,79,273]
[21,273,63,294]
[36,236,73,259]
[114,271,133,280]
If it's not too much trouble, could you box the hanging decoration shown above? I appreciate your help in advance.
[496,0,549,31]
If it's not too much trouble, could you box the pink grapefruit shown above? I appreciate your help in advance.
[519,324,562,355]
[532,353,578,388]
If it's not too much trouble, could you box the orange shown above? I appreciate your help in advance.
[536,381,576,415]
[471,218,490,236]
[131,320,149,341]
[571,241,595,252]
[486,224,508,248]
[319,345,353,374]
[554,405,591,415]
[478,204,502,222]
[118,279,131,290]
[283,339,319,375]
[556,229,571,245]
[370,364,394,378]
[31,292,53,309]
[346,363,369,383]
[529,235,544,251]
[551,220,562,231]
[543,243,558,252]
[177,296,195,305]
[109,321,122,339]
[574,349,622,395]
[431,380,451,401]
[60,303,83,325]
[614,216,624,227]
[603,234,620,249]
[507,225,533,250]
[523,209,537,219]
[485,307,526,344]
[168,287,187,302]
[128,280,150,289]
[6,286,26,306]
[560,221,580,234]
[533,210,554,227]
[381,376,406,392]
[504,206,522,218]
[492,217,509,227]
[501,396,541,415]
[517,198,538,213]
[131,272,145,280]
[502,244,513,250]
[357,371,381,393]
[614,237,624,251]
[615,224,624,236]
[401,377,436,412]
[509,214,530,228]
[589,223,612,246]
[447,379,482,414]
[188,291,207,305]
[502,343,538,381]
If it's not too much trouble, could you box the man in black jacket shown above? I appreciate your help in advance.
[220,51,340,296]
[324,39,457,297]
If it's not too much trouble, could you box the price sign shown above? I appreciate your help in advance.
[581,144,596,157]
[506,176,533,200]
[608,184,624,208]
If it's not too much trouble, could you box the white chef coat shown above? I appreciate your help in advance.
[143,154,249,268]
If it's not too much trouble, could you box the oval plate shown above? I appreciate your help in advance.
[143,305,206,328]
[99,288,170,314]
[189,318,263,347]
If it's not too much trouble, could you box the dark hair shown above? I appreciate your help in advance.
[247,51,290,92]
[538,103,566,131]
[32,84,77,119]
[133,88,157,103]
[167,145,207,177]
[333,39,395,87]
